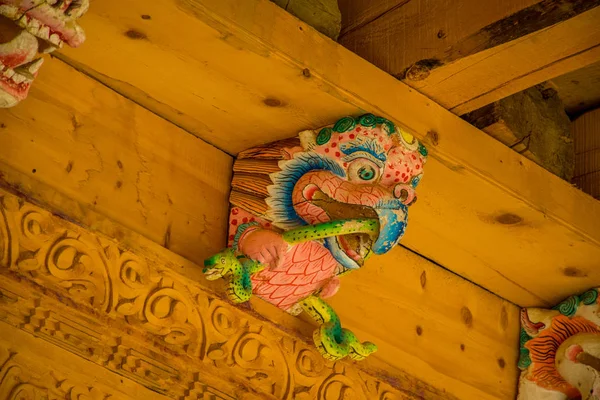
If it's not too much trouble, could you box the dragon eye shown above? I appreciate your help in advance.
[358,166,375,180]
[348,159,380,182]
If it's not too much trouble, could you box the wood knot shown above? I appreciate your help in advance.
[461,306,473,328]
[541,87,557,100]
[460,343,465,351]
[141,14,152,20]
[420,271,427,289]
[125,29,147,40]
[416,325,423,336]
[563,267,588,278]
[263,98,283,107]
[496,213,522,225]
[302,68,311,78]
[426,130,439,146]
[437,29,446,39]
[403,59,443,81]
[497,357,506,369]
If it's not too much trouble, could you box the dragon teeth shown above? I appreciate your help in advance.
[11,74,26,84]
[26,58,44,74]
[37,26,50,40]
[49,33,63,47]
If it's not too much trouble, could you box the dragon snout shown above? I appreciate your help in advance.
[393,184,417,206]
[203,250,233,280]
[372,202,409,255]
[370,184,416,254]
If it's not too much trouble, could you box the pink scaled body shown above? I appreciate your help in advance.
[228,207,340,313]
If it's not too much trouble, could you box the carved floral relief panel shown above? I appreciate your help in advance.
[0,324,174,400]
[0,188,453,400]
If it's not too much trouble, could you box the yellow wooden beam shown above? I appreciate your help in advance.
[0,57,232,266]
[408,6,600,115]
[339,0,600,115]
[0,186,519,399]
[44,0,600,307]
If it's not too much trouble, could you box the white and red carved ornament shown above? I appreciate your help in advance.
[0,0,87,107]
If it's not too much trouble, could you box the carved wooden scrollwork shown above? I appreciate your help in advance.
[0,188,455,400]
[0,349,112,400]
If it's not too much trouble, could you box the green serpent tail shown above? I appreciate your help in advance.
[301,295,377,361]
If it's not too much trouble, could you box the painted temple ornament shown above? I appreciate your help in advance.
[518,288,600,399]
[0,0,88,107]
[203,114,428,361]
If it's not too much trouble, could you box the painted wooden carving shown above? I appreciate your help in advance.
[204,114,428,361]
[518,288,600,399]
[0,0,87,107]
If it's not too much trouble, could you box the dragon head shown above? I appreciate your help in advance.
[203,248,239,280]
[262,114,427,270]
[0,0,88,107]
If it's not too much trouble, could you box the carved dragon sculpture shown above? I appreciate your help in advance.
[204,114,427,360]
[0,0,88,107]
[518,288,600,399]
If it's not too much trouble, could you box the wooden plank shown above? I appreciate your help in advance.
[0,57,233,266]
[552,60,600,117]
[340,0,600,115]
[572,107,600,199]
[410,6,600,115]
[329,245,520,399]
[39,0,600,307]
[272,0,341,39]
[0,186,520,400]
[339,0,537,68]
[463,85,573,180]
[338,0,410,36]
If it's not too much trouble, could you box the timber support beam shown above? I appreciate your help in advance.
[340,0,600,115]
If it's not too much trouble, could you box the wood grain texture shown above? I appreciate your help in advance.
[276,0,342,39]
[572,107,600,199]
[338,0,410,36]
[552,60,600,117]
[329,245,520,399]
[340,0,600,115]
[0,186,520,400]
[0,57,232,266]
[40,0,600,308]
[0,326,173,400]
[340,0,537,70]
[409,6,600,115]
[463,86,573,180]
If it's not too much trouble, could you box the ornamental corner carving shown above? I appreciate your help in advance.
[518,288,600,400]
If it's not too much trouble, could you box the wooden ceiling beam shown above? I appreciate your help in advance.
[46,0,600,307]
[340,0,600,115]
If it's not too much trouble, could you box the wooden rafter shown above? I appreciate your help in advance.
[340,0,600,115]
